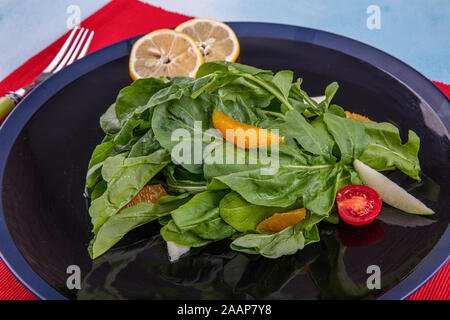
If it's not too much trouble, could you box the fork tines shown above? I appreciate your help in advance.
[44,27,94,74]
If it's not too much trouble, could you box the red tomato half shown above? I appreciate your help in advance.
[336,185,382,226]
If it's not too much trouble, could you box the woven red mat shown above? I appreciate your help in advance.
[0,0,448,300]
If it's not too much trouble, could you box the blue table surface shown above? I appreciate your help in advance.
[0,0,449,83]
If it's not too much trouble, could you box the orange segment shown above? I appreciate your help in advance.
[175,18,240,63]
[345,111,371,122]
[256,208,306,233]
[120,184,168,211]
[129,29,203,80]
[212,110,284,149]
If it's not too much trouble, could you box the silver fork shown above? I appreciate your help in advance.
[0,27,94,122]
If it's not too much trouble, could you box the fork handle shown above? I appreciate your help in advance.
[0,96,16,122]
[0,90,26,122]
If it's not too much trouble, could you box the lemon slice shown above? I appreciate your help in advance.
[129,29,203,80]
[175,18,240,62]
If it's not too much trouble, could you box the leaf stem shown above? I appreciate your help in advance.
[241,74,294,111]
[260,110,286,119]
[166,183,208,190]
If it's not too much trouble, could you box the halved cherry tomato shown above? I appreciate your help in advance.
[336,185,382,226]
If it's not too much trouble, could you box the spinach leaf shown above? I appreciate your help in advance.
[219,191,303,232]
[100,103,121,134]
[89,194,191,259]
[216,77,274,110]
[160,220,211,247]
[114,77,170,122]
[112,117,143,147]
[230,219,320,259]
[171,191,228,231]
[163,164,207,193]
[167,190,236,242]
[85,138,116,196]
[90,179,107,201]
[128,129,161,158]
[189,212,236,241]
[89,149,171,234]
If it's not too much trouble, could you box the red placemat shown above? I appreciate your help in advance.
[0,0,449,300]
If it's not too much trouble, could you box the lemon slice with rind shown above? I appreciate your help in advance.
[129,29,203,80]
[175,18,240,62]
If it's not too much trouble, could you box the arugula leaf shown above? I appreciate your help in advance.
[304,166,344,217]
[289,80,322,115]
[196,61,295,111]
[358,121,421,180]
[323,113,370,164]
[151,92,218,174]
[272,70,294,98]
[328,104,347,117]
[281,110,336,160]
[304,166,357,223]
[217,95,262,125]
[204,142,338,208]
[319,82,339,111]
[196,61,272,78]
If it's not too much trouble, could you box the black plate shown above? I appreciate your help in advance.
[0,22,449,300]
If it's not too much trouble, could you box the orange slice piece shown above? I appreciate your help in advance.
[256,208,306,233]
[129,29,203,80]
[345,111,370,122]
[175,18,240,63]
[120,184,168,211]
[212,110,284,149]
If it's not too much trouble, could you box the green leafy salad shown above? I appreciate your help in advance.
[85,61,426,261]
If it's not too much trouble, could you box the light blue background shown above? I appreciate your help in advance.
[0,0,449,83]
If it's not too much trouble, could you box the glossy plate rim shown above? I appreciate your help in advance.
[0,22,448,300]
